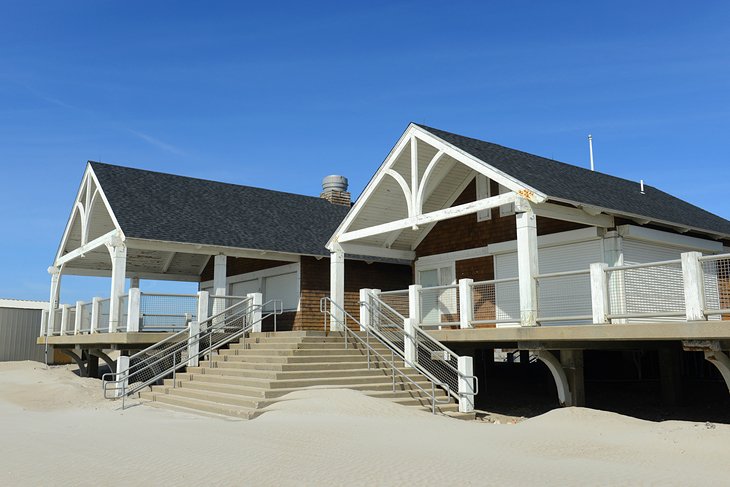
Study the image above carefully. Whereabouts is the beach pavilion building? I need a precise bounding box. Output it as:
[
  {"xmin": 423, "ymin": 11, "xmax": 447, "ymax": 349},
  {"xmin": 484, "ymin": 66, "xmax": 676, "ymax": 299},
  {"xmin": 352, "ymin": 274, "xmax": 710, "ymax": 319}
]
[{"xmin": 40, "ymin": 123, "xmax": 730, "ymax": 415}]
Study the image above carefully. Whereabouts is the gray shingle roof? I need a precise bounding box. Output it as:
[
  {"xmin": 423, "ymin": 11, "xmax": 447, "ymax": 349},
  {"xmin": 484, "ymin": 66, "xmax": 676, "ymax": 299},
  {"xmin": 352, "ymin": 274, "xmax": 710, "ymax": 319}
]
[
  {"xmin": 416, "ymin": 124, "xmax": 730, "ymax": 236},
  {"xmin": 90, "ymin": 162, "xmax": 350, "ymax": 256}
]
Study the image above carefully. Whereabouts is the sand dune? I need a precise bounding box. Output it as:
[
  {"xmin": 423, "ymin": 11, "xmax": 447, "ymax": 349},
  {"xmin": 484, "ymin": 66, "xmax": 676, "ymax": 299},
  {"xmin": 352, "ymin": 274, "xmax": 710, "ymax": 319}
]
[{"xmin": 1, "ymin": 361, "xmax": 728, "ymax": 486}]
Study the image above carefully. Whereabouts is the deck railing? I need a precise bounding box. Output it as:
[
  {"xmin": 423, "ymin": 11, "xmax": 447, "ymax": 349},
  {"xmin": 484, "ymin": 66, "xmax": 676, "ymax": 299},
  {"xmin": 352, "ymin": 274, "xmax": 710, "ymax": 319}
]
[
  {"xmin": 418, "ymin": 284, "xmax": 460, "ymax": 328},
  {"xmin": 536, "ymin": 269, "xmax": 593, "ymax": 324},
  {"xmin": 470, "ymin": 277, "xmax": 520, "ymax": 326}
]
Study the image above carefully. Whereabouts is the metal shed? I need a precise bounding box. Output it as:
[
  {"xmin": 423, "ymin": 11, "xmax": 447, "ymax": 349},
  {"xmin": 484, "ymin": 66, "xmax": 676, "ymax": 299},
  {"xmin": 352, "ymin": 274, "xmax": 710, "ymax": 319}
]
[{"xmin": 0, "ymin": 299, "xmax": 47, "ymax": 362}]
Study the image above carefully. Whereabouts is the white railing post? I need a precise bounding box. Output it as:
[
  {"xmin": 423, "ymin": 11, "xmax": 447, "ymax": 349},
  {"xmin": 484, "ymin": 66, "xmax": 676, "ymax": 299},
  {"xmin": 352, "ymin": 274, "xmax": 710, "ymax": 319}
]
[
  {"xmin": 107, "ymin": 241, "xmax": 127, "ymax": 333},
  {"xmin": 115, "ymin": 356, "xmax": 129, "ymax": 398},
  {"xmin": 409, "ymin": 284, "xmax": 422, "ymax": 324},
  {"xmin": 590, "ymin": 263, "xmax": 610, "ymax": 324},
  {"xmin": 74, "ymin": 301, "xmax": 83, "ymax": 335},
  {"xmin": 127, "ymin": 288, "xmax": 141, "ymax": 332},
  {"xmin": 516, "ymin": 199, "xmax": 539, "ymax": 327},
  {"xmin": 682, "ymin": 251, "xmax": 707, "ymax": 321},
  {"xmin": 330, "ymin": 249, "xmax": 345, "ymax": 331},
  {"xmin": 248, "ymin": 292, "xmax": 263, "ymax": 332},
  {"xmin": 458, "ymin": 279, "xmax": 474, "ymax": 329},
  {"xmin": 40, "ymin": 310, "xmax": 48, "ymax": 337},
  {"xmin": 404, "ymin": 318, "xmax": 417, "ymax": 366},
  {"xmin": 457, "ymin": 355, "xmax": 475, "ymax": 413},
  {"xmin": 359, "ymin": 288, "xmax": 371, "ymax": 331},
  {"xmin": 197, "ymin": 290, "xmax": 209, "ymax": 325},
  {"xmin": 60, "ymin": 304, "xmax": 69, "ymax": 335},
  {"xmin": 188, "ymin": 320, "xmax": 200, "ymax": 367},
  {"xmin": 90, "ymin": 297, "xmax": 101, "ymax": 333}
]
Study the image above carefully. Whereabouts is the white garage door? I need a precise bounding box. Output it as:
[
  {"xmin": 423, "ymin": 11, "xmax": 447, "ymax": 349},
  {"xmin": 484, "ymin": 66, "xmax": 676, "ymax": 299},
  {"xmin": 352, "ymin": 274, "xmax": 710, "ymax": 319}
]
[{"xmin": 494, "ymin": 240, "xmax": 603, "ymax": 325}]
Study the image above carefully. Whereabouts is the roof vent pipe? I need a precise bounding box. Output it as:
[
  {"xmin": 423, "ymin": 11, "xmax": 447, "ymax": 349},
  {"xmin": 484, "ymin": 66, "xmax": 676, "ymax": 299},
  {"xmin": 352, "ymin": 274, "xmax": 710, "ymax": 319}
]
[
  {"xmin": 640, "ymin": 179, "xmax": 645, "ymax": 194},
  {"xmin": 588, "ymin": 134, "xmax": 595, "ymax": 171}
]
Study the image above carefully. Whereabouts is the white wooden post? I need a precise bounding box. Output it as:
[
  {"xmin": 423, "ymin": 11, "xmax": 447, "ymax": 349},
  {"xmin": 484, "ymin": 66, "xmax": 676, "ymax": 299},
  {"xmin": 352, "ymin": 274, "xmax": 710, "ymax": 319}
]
[
  {"xmin": 682, "ymin": 251, "xmax": 707, "ymax": 321},
  {"xmin": 516, "ymin": 199, "xmax": 539, "ymax": 327},
  {"xmin": 115, "ymin": 356, "xmax": 130, "ymax": 398},
  {"xmin": 458, "ymin": 278, "xmax": 474, "ymax": 329},
  {"xmin": 404, "ymin": 318, "xmax": 417, "ymax": 366},
  {"xmin": 188, "ymin": 320, "xmax": 200, "ymax": 367},
  {"xmin": 74, "ymin": 301, "xmax": 83, "ymax": 335},
  {"xmin": 47, "ymin": 266, "xmax": 62, "ymax": 334},
  {"xmin": 590, "ymin": 263, "xmax": 610, "ymax": 324},
  {"xmin": 197, "ymin": 290, "xmax": 209, "ymax": 325},
  {"xmin": 212, "ymin": 254, "xmax": 227, "ymax": 319},
  {"xmin": 60, "ymin": 304, "xmax": 69, "ymax": 335},
  {"xmin": 126, "ymin": 287, "xmax": 141, "ymax": 332},
  {"xmin": 359, "ymin": 288, "xmax": 371, "ymax": 331},
  {"xmin": 107, "ymin": 242, "xmax": 127, "ymax": 332},
  {"xmin": 90, "ymin": 297, "xmax": 101, "ymax": 333},
  {"xmin": 408, "ymin": 284, "xmax": 422, "ymax": 324},
  {"xmin": 129, "ymin": 276, "xmax": 140, "ymax": 289},
  {"xmin": 248, "ymin": 292, "xmax": 263, "ymax": 332},
  {"xmin": 457, "ymin": 355, "xmax": 475, "ymax": 413},
  {"xmin": 330, "ymin": 249, "xmax": 345, "ymax": 331}
]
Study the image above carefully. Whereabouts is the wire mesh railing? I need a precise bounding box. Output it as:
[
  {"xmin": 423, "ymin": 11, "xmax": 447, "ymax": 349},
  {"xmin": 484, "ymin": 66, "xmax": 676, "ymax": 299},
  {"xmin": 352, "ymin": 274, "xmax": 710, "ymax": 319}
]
[
  {"xmin": 606, "ymin": 259, "xmax": 686, "ymax": 321},
  {"xmin": 77, "ymin": 302, "xmax": 93, "ymax": 334},
  {"xmin": 51, "ymin": 308, "xmax": 62, "ymax": 335},
  {"xmin": 139, "ymin": 293, "xmax": 198, "ymax": 332},
  {"xmin": 116, "ymin": 294, "xmax": 129, "ymax": 332},
  {"xmin": 470, "ymin": 277, "xmax": 519, "ymax": 326},
  {"xmin": 97, "ymin": 298, "xmax": 111, "ymax": 333},
  {"xmin": 363, "ymin": 292, "xmax": 477, "ymax": 404},
  {"xmin": 699, "ymin": 254, "xmax": 730, "ymax": 318},
  {"xmin": 376, "ymin": 289, "xmax": 410, "ymax": 319},
  {"xmin": 320, "ymin": 297, "xmax": 452, "ymax": 414},
  {"xmin": 64, "ymin": 307, "xmax": 76, "ymax": 335},
  {"xmin": 419, "ymin": 284, "xmax": 460, "ymax": 328},
  {"xmin": 208, "ymin": 294, "xmax": 248, "ymax": 318},
  {"xmin": 536, "ymin": 269, "xmax": 592, "ymax": 324},
  {"xmin": 103, "ymin": 297, "xmax": 283, "ymax": 404}
]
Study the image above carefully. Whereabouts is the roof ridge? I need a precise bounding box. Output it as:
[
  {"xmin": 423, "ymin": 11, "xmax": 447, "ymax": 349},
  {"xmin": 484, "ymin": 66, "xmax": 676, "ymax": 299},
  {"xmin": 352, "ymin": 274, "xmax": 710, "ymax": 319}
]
[
  {"xmin": 413, "ymin": 123, "xmax": 655, "ymax": 190},
  {"xmin": 88, "ymin": 160, "xmax": 333, "ymax": 203}
]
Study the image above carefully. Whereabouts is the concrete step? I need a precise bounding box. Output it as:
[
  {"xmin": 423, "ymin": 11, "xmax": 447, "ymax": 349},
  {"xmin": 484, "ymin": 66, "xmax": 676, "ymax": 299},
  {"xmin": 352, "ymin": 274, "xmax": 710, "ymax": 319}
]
[
  {"xmin": 159, "ymin": 381, "xmax": 269, "ymax": 400},
  {"xmin": 194, "ymin": 363, "xmax": 418, "ymax": 381},
  {"xmin": 198, "ymin": 360, "xmax": 400, "ymax": 373},
  {"xmin": 265, "ymin": 374, "xmax": 433, "ymax": 390},
  {"xmin": 176, "ymin": 372, "xmax": 271, "ymax": 388},
  {"xmin": 139, "ymin": 390, "xmax": 258, "ymax": 419},
  {"xmin": 147, "ymin": 387, "xmax": 269, "ymax": 411}
]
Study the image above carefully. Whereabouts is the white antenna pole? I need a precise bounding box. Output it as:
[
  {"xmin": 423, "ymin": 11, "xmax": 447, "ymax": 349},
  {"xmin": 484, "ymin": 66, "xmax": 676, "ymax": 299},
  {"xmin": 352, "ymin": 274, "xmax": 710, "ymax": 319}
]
[{"xmin": 588, "ymin": 134, "xmax": 595, "ymax": 171}]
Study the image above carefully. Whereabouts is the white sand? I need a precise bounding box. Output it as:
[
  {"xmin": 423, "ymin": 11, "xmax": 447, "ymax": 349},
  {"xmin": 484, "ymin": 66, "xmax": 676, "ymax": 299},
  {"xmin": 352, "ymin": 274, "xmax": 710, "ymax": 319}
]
[{"xmin": 1, "ymin": 361, "xmax": 729, "ymax": 486}]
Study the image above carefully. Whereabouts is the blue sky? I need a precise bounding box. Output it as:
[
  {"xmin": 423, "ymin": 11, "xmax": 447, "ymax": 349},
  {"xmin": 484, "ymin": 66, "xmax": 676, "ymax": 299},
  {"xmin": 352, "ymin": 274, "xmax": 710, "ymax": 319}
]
[{"xmin": 1, "ymin": 1, "xmax": 729, "ymax": 303}]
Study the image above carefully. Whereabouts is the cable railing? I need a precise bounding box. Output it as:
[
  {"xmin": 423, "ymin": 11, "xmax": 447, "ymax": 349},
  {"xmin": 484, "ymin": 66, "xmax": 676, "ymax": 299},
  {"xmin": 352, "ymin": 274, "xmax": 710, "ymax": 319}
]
[
  {"xmin": 320, "ymin": 297, "xmax": 451, "ymax": 415},
  {"xmin": 536, "ymin": 269, "xmax": 592, "ymax": 324},
  {"xmin": 362, "ymin": 292, "xmax": 477, "ymax": 406},
  {"xmin": 419, "ymin": 284, "xmax": 460, "ymax": 328},
  {"xmin": 606, "ymin": 259, "xmax": 686, "ymax": 321},
  {"xmin": 470, "ymin": 277, "xmax": 519, "ymax": 326},
  {"xmin": 102, "ymin": 297, "xmax": 283, "ymax": 406},
  {"xmin": 377, "ymin": 289, "xmax": 410, "ymax": 319}
]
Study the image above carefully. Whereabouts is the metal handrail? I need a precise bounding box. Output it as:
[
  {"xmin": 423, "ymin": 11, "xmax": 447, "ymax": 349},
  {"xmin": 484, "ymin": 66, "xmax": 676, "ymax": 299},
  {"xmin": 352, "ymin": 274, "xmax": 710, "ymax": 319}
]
[
  {"xmin": 102, "ymin": 298, "xmax": 283, "ymax": 405},
  {"xmin": 363, "ymin": 294, "xmax": 478, "ymax": 401},
  {"xmin": 417, "ymin": 283, "xmax": 459, "ymax": 292},
  {"xmin": 320, "ymin": 297, "xmax": 451, "ymax": 415},
  {"xmin": 698, "ymin": 252, "xmax": 730, "ymax": 262},
  {"xmin": 607, "ymin": 259, "xmax": 682, "ymax": 272},
  {"xmin": 535, "ymin": 268, "xmax": 591, "ymax": 280},
  {"xmin": 470, "ymin": 276, "xmax": 519, "ymax": 286}
]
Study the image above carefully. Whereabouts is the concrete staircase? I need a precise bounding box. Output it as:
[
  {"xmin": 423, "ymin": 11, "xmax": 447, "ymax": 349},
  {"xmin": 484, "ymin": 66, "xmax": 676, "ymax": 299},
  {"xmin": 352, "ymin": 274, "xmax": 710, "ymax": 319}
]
[{"xmin": 139, "ymin": 331, "xmax": 460, "ymax": 419}]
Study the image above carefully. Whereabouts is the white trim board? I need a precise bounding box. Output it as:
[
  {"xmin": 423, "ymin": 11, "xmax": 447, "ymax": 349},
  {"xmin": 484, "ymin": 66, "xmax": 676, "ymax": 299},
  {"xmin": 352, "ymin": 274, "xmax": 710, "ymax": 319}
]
[
  {"xmin": 0, "ymin": 299, "xmax": 49, "ymax": 310},
  {"xmin": 617, "ymin": 225, "xmax": 722, "ymax": 253},
  {"xmin": 199, "ymin": 263, "xmax": 300, "ymax": 289}
]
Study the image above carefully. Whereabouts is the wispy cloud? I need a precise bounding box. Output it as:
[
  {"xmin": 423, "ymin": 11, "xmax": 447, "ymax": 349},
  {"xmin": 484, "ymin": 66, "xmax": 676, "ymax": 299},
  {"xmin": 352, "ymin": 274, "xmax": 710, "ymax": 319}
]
[{"xmin": 126, "ymin": 129, "xmax": 186, "ymax": 156}]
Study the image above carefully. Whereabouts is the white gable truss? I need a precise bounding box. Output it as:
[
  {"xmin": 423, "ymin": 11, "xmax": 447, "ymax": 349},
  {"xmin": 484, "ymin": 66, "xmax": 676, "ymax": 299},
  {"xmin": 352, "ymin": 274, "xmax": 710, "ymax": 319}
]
[
  {"xmin": 54, "ymin": 164, "xmax": 125, "ymax": 269},
  {"xmin": 328, "ymin": 124, "xmax": 617, "ymax": 260}
]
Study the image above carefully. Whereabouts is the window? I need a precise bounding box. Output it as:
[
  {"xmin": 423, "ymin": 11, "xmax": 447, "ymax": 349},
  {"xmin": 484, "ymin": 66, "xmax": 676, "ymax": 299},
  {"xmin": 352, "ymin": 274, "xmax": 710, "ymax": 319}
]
[{"xmin": 476, "ymin": 174, "xmax": 491, "ymax": 222}]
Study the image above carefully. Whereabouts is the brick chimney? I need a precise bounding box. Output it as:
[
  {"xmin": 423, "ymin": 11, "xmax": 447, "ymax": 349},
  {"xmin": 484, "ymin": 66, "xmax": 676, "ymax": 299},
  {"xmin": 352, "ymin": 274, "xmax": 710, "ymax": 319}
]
[{"xmin": 320, "ymin": 175, "xmax": 351, "ymax": 206}]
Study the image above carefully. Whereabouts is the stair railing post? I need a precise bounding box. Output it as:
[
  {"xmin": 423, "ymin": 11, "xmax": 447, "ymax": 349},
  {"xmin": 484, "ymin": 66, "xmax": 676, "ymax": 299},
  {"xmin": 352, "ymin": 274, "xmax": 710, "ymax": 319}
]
[
  {"xmin": 188, "ymin": 320, "xmax": 200, "ymax": 367},
  {"xmin": 457, "ymin": 355, "xmax": 475, "ymax": 413},
  {"xmin": 404, "ymin": 318, "xmax": 417, "ymax": 367},
  {"xmin": 126, "ymin": 288, "xmax": 141, "ymax": 332},
  {"xmin": 458, "ymin": 279, "xmax": 474, "ymax": 329},
  {"xmin": 408, "ymin": 285, "xmax": 422, "ymax": 325},
  {"xmin": 590, "ymin": 263, "xmax": 610, "ymax": 324},
  {"xmin": 248, "ymin": 292, "xmax": 263, "ymax": 333},
  {"xmin": 359, "ymin": 288, "xmax": 371, "ymax": 332}
]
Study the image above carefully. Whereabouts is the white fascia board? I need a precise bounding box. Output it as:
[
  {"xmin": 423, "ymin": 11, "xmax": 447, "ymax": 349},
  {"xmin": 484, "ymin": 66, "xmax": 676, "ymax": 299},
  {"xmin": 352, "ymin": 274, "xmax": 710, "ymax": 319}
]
[
  {"xmin": 326, "ymin": 125, "xmax": 416, "ymax": 250},
  {"xmin": 56, "ymin": 230, "xmax": 118, "ymax": 266},
  {"xmin": 200, "ymin": 262, "xmax": 300, "ymax": 288},
  {"xmin": 339, "ymin": 192, "xmax": 517, "ymax": 243},
  {"xmin": 617, "ymin": 224, "xmax": 723, "ymax": 253},
  {"xmin": 0, "ymin": 299, "xmax": 49, "ymax": 310},
  {"xmin": 488, "ymin": 227, "xmax": 602, "ymax": 255},
  {"xmin": 124, "ymin": 238, "xmax": 301, "ymax": 262},
  {"xmin": 412, "ymin": 126, "xmax": 547, "ymax": 203},
  {"xmin": 532, "ymin": 202, "xmax": 614, "ymax": 228},
  {"xmin": 63, "ymin": 266, "xmax": 200, "ymax": 282},
  {"xmin": 338, "ymin": 243, "xmax": 415, "ymax": 261},
  {"xmin": 549, "ymin": 196, "xmax": 730, "ymax": 241},
  {"xmin": 54, "ymin": 165, "xmax": 92, "ymax": 263},
  {"xmin": 416, "ymin": 246, "xmax": 491, "ymax": 267}
]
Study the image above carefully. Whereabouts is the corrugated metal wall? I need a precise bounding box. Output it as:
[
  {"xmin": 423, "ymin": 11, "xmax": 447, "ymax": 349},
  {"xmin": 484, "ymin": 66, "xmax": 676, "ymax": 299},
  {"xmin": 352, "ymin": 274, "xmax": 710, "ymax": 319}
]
[{"xmin": 0, "ymin": 308, "xmax": 45, "ymax": 362}]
